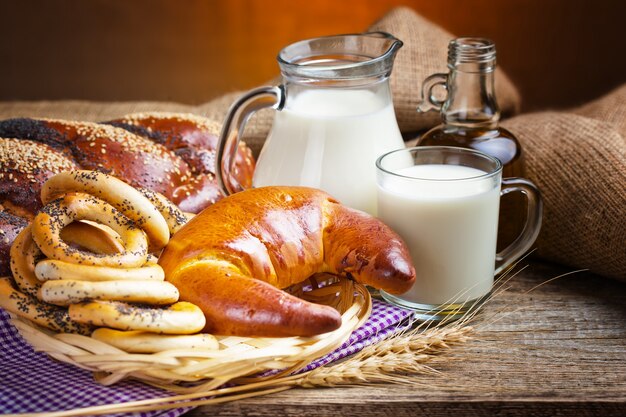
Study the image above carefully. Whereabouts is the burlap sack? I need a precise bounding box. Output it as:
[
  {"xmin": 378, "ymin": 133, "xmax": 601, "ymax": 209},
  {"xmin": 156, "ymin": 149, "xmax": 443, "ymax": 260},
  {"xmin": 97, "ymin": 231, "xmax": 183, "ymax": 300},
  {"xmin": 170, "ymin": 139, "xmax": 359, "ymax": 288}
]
[
  {"xmin": 0, "ymin": 100, "xmax": 196, "ymax": 122},
  {"xmin": 502, "ymin": 84, "xmax": 626, "ymax": 280}
]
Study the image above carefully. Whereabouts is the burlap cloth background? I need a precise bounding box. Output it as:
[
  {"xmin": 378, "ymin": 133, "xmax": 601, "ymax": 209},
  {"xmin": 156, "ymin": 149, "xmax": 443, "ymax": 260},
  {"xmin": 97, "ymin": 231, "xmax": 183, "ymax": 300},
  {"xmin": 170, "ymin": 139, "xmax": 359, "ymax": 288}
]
[{"xmin": 1, "ymin": 8, "xmax": 624, "ymax": 280}]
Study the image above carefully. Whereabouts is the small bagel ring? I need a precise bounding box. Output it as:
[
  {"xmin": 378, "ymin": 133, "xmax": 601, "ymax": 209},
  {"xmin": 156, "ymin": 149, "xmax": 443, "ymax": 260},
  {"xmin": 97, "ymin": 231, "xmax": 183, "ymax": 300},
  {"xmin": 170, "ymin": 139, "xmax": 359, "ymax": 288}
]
[
  {"xmin": 35, "ymin": 260, "xmax": 165, "ymax": 282},
  {"xmin": 32, "ymin": 193, "xmax": 148, "ymax": 268},
  {"xmin": 0, "ymin": 276, "xmax": 92, "ymax": 335},
  {"xmin": 91, "ymin": 328, "xmax": 218, "ymax": 353},
  {"xmin": 39, "ymin": 279, "xmax": 179, "ymax": 306},
  {"xmin": 69, "ymin": 300, "xmax": 206, "ymax": 334},
  {"xmin": 41, "ymin": 170, "xmax": 170, "ymax": 251},
  {"xmin": 61, "ymin": 220, "xmax": 124, "ymax": 254},
  {"xmin": 138, "ymin": 188, "xmax": 191, "ymax": 235},
  {"xmin": 9, "ymin": 225, "xmax": 42, "ymax": 297}
]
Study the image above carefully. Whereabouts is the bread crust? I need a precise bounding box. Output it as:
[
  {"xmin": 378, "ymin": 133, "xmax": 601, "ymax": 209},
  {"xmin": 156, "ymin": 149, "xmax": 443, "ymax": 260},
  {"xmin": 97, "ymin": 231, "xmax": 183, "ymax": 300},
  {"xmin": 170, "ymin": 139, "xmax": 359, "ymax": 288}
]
[{"xmin": 0, "ymin": 112, "xmax": 254, "ymax": 242}]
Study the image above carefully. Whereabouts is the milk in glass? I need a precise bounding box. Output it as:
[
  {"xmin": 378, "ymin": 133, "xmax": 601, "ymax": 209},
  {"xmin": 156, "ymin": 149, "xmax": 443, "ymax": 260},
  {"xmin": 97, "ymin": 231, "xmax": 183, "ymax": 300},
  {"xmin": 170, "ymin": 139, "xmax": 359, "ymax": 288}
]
[
  {"xmin": 377, "ymin": 164, "xmax": 500, "ymax": 304},
  {"xmin": 253, "ymin": 88, "xmax": 405, "ymax": 215}
]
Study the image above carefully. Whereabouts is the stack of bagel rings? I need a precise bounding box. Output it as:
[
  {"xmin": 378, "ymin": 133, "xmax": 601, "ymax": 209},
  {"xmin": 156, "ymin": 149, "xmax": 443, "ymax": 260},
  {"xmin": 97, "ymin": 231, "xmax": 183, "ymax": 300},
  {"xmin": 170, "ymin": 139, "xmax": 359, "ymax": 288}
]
[{"xmin": 0, "ymin": 170, "xmax": 218, "ymax": 353}]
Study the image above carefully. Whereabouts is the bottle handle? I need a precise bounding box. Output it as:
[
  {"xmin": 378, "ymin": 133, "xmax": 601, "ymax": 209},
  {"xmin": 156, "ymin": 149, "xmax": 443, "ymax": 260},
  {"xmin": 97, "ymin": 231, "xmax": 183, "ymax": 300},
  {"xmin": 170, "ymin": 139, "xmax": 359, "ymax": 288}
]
[
  {"xmin": 495, "ymin": 178, "xmax": 544, "ymax": 275},
  {"xmin": 216, "ymin": 85, "xmax": 286, "ymax": 196},
  {"xmin": 417, "ymin": 73, "xmax": 448, "ymax": 113}
]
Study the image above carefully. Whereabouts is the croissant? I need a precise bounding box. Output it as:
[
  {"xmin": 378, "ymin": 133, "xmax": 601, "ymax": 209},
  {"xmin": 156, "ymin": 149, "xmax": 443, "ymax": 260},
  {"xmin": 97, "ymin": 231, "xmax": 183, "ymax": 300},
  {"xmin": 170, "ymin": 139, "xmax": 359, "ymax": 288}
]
[
  {"xmin": 159, "ymin": 186, "xmax": 416, "ymax": 337},
  {"xmin": 0, "ymin": 112, "xmax": 255, "ymax": 273}
]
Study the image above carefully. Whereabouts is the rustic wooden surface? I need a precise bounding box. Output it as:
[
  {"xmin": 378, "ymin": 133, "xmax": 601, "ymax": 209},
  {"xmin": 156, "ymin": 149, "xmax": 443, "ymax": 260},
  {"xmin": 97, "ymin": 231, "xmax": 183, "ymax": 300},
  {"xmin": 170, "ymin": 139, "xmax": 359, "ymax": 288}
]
[{"xmin": 188, "ymin": 260, "xmax": 626, "ymax": 416}]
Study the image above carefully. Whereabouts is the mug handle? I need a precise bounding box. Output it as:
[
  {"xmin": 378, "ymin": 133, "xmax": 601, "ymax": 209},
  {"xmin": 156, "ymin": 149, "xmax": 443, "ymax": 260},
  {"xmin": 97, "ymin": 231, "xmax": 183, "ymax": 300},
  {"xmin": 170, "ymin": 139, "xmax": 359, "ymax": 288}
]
[
  {"xmin": 495, "ymin": 178, "xmax": 543, "ymax": 275},
  {"xmin": 215, "ymin": 85, "xmax": 286, "ymax": 196},
  {"xmin": 416, "ymin": 73, "xmax": 448, "ymax": 113}
]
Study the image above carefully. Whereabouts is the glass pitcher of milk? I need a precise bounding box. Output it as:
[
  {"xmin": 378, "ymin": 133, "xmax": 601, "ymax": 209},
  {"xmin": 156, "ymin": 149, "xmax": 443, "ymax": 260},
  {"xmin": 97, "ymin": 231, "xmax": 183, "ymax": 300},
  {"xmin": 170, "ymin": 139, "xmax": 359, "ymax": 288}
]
[{"xmin": 216, "ymin": 32, "xmax": 405, "ymax": 215}]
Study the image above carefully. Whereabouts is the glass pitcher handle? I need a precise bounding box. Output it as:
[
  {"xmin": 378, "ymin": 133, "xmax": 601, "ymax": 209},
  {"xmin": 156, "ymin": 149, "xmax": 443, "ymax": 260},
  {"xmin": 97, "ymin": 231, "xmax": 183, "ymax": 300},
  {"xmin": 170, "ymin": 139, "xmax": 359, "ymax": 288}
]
[
  {"xmin": 216, "ymin": 85, "xmax": 286, "ymax": 196},
  {"xmin": 416, "ymin": 73, "xmax": 448, "ymax": 113},
  {"xmin": 495, "ymin": 178, "xmax": 544, "ymax": 275}
]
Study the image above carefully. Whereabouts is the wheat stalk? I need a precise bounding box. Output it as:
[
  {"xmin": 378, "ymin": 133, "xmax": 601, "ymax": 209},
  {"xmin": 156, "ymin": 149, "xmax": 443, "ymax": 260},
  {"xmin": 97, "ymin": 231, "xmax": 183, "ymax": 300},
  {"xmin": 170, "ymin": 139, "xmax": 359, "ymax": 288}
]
[{"xmin": 297, "ymin": 323, "xmax": 474, "ymax": 387}]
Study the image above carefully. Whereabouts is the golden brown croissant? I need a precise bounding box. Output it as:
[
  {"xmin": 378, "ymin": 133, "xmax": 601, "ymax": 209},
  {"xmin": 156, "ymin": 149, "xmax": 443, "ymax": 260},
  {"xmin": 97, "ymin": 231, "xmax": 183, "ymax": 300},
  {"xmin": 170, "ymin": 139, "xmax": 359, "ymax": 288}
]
[{"xmin": 159, "ymin": 186, "xmax": 415, "ymax": 337}]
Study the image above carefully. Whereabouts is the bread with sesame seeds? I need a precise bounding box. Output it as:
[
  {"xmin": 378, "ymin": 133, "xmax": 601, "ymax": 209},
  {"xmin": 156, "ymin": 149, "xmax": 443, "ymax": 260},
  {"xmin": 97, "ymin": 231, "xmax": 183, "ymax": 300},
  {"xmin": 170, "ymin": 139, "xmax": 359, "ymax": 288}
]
[
  {"xmin": 0, "ymin": 138, "xmax": 78, "ymax": 218},
  {"xmin": 0, "ymin": 113, "xmax": 256, "ymax": 217},
  {"xmin": 106, "ymin": 112, "xmax": 255, "ymax": 198},
  {"xmin": 0, "ymin": 118, "xmax": 191, "ymax": 207},
  {"xmin": 0, "ymin": 112, "xmax": 255, "ymax": 259}
]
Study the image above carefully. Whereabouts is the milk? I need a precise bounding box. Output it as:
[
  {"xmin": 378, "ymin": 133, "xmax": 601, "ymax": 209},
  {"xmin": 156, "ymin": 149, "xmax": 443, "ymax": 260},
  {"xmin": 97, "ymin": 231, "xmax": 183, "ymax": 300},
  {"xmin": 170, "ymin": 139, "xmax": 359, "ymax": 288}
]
[
  {"xmin": 253, "ymin": 88, "xmax": 405, "ymax": 215},
  {"xmin": 377, "ymin": 164, "xmax": 500, "ymax": 305}
]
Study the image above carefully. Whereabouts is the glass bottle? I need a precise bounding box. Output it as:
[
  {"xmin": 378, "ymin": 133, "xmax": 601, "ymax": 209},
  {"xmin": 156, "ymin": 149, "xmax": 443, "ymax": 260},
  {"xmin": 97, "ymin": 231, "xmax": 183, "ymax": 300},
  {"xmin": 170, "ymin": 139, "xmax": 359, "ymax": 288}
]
[{"xmin": 416, "ymin": 38, "xmax": 525, "ymax": 251}]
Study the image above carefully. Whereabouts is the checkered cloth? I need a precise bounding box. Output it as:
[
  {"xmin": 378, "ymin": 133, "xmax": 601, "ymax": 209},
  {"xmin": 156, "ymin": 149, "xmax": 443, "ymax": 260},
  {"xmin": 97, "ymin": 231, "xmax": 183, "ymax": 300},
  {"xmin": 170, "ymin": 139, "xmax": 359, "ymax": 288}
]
[{"xmin": 0, "ymin": 299, "xmax": 410, "ymax": 415}]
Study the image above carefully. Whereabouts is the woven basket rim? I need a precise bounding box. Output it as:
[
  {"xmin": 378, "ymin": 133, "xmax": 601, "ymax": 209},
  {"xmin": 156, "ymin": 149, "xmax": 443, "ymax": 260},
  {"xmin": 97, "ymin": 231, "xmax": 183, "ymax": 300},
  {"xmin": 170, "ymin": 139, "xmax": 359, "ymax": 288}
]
[{"xmin": 12, "ymin": 274, "xmax": 372, "ymax": 393}]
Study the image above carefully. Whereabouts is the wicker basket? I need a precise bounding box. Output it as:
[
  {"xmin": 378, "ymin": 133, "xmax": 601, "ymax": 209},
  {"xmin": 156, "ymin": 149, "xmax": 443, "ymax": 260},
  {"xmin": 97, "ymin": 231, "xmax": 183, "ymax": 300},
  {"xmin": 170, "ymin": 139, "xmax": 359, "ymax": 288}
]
[{"xmin": 12, "ymin": 274, "xmax": 371, "ymax": 393}]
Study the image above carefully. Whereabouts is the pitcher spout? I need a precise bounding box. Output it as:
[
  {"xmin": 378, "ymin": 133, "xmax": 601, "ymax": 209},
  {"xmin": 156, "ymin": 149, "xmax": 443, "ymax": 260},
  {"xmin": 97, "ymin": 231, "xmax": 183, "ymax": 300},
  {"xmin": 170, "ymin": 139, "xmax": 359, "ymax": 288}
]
[{"xmin": 277, "ymin": 32, "xmax": 404, "ymax": 82}]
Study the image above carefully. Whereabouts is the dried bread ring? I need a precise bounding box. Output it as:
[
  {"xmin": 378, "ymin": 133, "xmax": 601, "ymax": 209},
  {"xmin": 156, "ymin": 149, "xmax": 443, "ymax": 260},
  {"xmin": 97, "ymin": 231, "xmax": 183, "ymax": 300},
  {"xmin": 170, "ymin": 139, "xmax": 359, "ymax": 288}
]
[
  {"xmin": 0, "ymin": 276, "xmax": 91, "ymax": 335},
  {"xmin": 91, "ymin": 328, "xmax": 218, "ymax": 353},
  {"xmin": 39, "ymin": 279, "xmax": 179, "ymax": 306},
  {"xmin": 138, "ymin": 188, "xmax": 191, "ymax": 235},
  {"xmin": 9, "ymin": 225, "xmax": 42, "ymax": 297},
  {"xmin": 35, "ymin": 260, "xmax": 165, "ymax": 282},
  {"xmin": 32, "ymin": 193, "xmax": 149, "ymax": 268},
  {"xmin": 61, "ymin": 220, "xmax": 124, "ymax": 254},
  {"xmin": 41, "ymin": 170, "xmax": 170, "ymax": 250},
  {"xmin": 146, "ymin": 254, "xmax": 159, "ymax": 265},
  {"xmin": 68, "ymin": 300, "xmax": 205, "ymax": 334}
]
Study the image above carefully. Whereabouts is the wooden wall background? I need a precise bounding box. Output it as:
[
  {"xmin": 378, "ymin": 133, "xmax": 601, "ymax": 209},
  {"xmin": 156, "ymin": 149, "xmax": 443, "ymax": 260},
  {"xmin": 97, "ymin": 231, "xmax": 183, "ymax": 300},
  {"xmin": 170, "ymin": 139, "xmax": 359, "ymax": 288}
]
[{"xmin": 0, "ymin": 0, "xmax": 624, "ymax": 111}]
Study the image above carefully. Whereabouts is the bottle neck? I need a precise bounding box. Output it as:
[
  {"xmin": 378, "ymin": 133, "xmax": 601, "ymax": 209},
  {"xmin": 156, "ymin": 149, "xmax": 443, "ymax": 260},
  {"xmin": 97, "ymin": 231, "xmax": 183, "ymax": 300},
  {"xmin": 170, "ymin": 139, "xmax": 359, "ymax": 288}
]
[
  {"xmin": 443, "ymin": 65, "xmax": 500, "ymax": 129},
  {"xmin": 442, "ymin": 38, "xmax": 500, "ymax": 129}
]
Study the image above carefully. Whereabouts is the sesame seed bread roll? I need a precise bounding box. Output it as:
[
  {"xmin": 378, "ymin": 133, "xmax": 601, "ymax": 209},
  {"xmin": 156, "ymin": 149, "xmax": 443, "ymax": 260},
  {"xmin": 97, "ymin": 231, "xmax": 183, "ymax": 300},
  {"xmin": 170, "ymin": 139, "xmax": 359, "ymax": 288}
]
[
  {"xmin": 0, "ymin": 118, "xmax": 191, "ymax": 204},
  {"xmin": 0, "ymin": 276, "xmax": 92, "ymax": 335},
  {"xmin": 0, "ymin": 113, "xmax": 256, "ymax": 258},
  {"xmin": 107, "ymin": 112, "xmax": 255, "ymax": 211},
  {"xmin": 91, "ymin": 328, "xmax": 218, "ymax": 353},
  {"xmin": 69, "ymin": 300, "xmax": 206, "ymax": 334},
  {"xmin": 0, "ymin": 138, "xmax": 78, "ymax": 217},
  {"xmin": 0, "ymin": 114, "xmax": 255, "ymax": 216}
]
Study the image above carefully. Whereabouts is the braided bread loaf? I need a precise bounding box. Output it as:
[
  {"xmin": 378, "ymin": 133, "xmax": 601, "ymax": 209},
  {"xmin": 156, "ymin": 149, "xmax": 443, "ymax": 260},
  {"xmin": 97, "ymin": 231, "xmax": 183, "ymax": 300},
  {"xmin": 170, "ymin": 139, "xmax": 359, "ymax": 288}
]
[{"xmin": 0, "ymin": 112, "xmax": 255, "ymax": 274}]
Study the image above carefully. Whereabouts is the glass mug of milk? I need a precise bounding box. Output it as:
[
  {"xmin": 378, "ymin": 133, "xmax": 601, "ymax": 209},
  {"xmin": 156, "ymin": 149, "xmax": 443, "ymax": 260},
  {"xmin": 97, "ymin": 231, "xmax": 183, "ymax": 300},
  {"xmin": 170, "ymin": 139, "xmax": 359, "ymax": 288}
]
[
  {"xmin": 215, "ymin": 32, "xmax": 406, "ymax": 215},
  {"xmin": 376, "ymin": 146, "xmax": 542, "ymax": 320}
]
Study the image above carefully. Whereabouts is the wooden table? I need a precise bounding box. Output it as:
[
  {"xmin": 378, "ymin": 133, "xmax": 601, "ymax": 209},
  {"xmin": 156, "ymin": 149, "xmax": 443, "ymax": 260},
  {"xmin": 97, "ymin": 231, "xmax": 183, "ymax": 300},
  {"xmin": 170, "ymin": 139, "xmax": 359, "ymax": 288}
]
[{"xmin": 188, "ymin": 261, "xmax": 626, "ymax": 416}]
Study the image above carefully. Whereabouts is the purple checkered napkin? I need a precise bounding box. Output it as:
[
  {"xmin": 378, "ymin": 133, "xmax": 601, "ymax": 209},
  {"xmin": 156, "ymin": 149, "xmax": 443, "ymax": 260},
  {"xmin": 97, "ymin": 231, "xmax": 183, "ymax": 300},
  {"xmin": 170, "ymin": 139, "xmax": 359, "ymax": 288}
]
[
  {"xmin": 301, "ymin": 299, "xmax": 412, "ymax": 372},
  {"xmin": 0, "ymin": 299, "xmax": 410, "ymax": 415}
]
